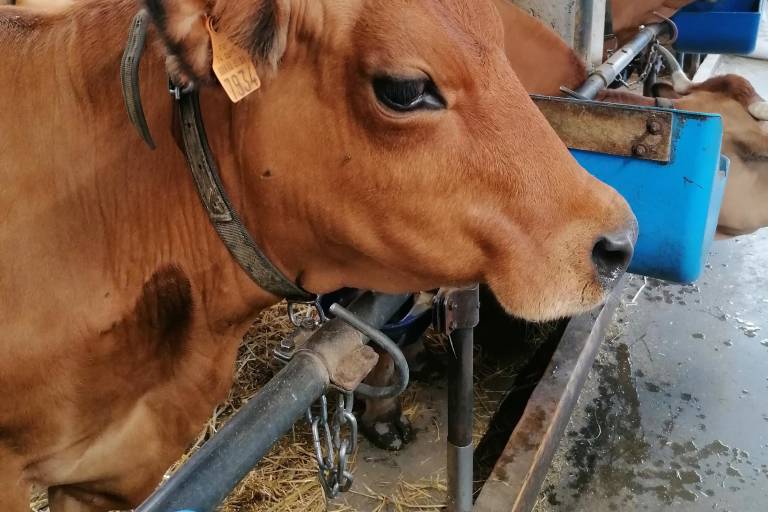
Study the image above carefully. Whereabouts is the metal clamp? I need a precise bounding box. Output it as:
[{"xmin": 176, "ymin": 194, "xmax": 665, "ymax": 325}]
[
  {"xmin": 273, "ymin": 324, "xmax": 317, "ymax": 365},
  {"xmin": 432, "ymin": 285, "xmax": 480, "ymax": 336},
  {"xmin": 307, "ymin": 391, "xmax": 358, "ymax": 499}
]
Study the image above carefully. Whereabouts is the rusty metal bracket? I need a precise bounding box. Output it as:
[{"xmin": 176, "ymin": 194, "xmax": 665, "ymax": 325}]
[
  {"xmin": 330, "ymin": 345, "xmax": 380, "ymax": 392},
  {"xmin": 274, "ymin": 325, "xmax": 379, "ymax": 393},
  {"xmin": 532, "ymin": 95, "xmax": 674, "ymax": 163},
  {"xmin": 433, "ymin": 285, "xmax": 481, "ymax": 336}
]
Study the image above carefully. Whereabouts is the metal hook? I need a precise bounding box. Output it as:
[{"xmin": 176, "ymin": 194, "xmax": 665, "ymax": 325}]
[
  {"xmin": 651, "ymin": 11, "xmax": 679, "ymax": 45},
  {"xmin": 329, "ymin": 303, "xmax": 410, "ymax": 399}
]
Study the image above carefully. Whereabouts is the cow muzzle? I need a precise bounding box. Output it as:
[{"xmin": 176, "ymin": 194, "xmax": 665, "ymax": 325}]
[{"xmin": 591, "ymin": 219, "xmax": 638, "ymax": 290}]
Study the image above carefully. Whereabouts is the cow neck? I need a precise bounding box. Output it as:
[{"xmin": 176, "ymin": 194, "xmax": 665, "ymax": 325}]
[{"xmin": 121, "ymin": 10, "xmax": 315, "ymax": 303}]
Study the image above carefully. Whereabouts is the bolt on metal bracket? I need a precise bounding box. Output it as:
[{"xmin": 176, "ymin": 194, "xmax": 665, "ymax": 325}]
[{"xmin": 433, "ymin": 285, "xmax": 481, "ymax": 335}]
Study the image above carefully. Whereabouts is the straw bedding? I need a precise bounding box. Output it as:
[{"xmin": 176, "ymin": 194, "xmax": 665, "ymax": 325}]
[{"xmin": 30, "ymin": 303, "xmax": 524, "ymax": 512}]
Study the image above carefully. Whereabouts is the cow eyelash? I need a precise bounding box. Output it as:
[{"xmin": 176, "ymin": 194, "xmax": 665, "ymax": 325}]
[{"xmin": 373, "ymin": 76, "xmax": 446, "ymax": 112}]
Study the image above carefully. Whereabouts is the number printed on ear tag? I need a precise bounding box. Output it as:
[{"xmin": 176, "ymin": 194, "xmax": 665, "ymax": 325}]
[{"xmin": 206, "ymin": 16, "xmax": 261, "ymax": 102}]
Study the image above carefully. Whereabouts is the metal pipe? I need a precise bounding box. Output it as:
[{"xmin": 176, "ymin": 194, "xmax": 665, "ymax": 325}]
[
  {"xmin": 576, "ymin": 23, "xmax": 669, "ymax": 99},
  {"xmin": 137, "ymin": 292, "xmax": 409, "ymax": 512},
  {"xmin": 446, "ymin": 321, "xmax": 475, "ymax": 511}
]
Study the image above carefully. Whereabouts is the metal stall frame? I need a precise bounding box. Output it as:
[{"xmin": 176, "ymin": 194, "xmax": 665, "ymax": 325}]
[{"xmin": 473, "ymin": 280, "xmax": 625, "ymax": 511}]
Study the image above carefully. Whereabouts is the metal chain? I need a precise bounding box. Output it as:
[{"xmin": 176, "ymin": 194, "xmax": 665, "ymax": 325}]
[
  {"xmin": 307, "ymin": 390, "xmax": 358, "ymax": 499},
  {"xmin": 617, "ymin": 44, "xmax": 660, "ymax": 89}
]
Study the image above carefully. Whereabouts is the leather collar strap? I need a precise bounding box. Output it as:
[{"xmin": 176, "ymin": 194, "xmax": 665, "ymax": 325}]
[{"xmin": 121, "ymin": 10, "xmax": 314, "ymax": 301}]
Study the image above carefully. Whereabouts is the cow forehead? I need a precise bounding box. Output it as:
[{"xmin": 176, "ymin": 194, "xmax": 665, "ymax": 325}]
[
  {"xmin": 422, "ymin": 0, "xmax": 505, "ymax": 43},
  {"xmin": 349, "ymin": 0, "xmax": 504, "ymax": 57},
  {"xmin": 338, "ymin": 0, "xmax": 505, "ymax": 82}
]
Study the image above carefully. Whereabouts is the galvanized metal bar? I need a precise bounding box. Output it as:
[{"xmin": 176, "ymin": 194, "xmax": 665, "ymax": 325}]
[
  {"xmin": 443, "ymin": 285, "xmax": 480, "ymax": 512},
  {"xmin": 575, "ymin": 0, "xmax": 607, "ymax": 69},
  {"xmin": 137, "ymin": 292, "xmax": 409, "ymax": 512},
  {"xmin": 575, "ymin": 23, "xmax": 669, "ymax": 99},
  {"xmin": 447, "ymin": 326, "xmax": 474, "ymax": 512},
  {"xmin": 473, "ymin": 278, "xmax": 626, "ymax": 512}
]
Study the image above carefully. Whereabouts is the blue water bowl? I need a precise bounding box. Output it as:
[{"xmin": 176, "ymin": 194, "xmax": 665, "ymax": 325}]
[
  {"xmin": 672, "ymin": 0, "xmax": 763, "ymax": 54},
  {"xmin": 572, "ymin": 109, "xmax": 728, "ymax": 284}
]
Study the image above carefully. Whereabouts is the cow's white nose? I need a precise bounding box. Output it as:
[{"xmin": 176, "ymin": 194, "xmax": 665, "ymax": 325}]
[{"xmin": 591, "ymin": 222, "xmax": 637, "ymax": 289}]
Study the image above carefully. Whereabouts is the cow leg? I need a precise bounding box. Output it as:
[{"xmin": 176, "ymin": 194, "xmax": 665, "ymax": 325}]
[
  {"xmin": 360, "ymin": 349, "xmax": 412, "ymax": 451},
  {"xmin": 48, "ymin": 486, "xmax": 129, "ymax": 512}
]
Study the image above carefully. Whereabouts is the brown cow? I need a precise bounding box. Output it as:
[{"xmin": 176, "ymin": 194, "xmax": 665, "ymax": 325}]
[
  {"xmin": 651, "ymin": 46, "xmax": 768, "ymax": 235},
  {"xmin": 0, "ymin": 0, "xmax": 636, "ymax": 509},
  {"xmin": 492, "ymin": 0, "xmax": 768, "ymax": 237}
]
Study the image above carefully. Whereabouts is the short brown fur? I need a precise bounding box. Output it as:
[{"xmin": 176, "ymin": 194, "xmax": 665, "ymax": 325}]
[{"xmin": 0, "ymin": 0, "xmax": 635, "ymax": 509}]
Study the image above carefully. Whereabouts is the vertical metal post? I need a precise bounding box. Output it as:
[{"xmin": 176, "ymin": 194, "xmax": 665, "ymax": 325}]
[
  {"xmin": 447, "ymin": 323, "xmax": 475, "ymax": 512},
  {"xmin": 507, "ymin": 0, "xmax": 606, "ymax": 68},
  {"xmin": 434, "ymin": 285, "xmax": 480, "ymax": 512}
]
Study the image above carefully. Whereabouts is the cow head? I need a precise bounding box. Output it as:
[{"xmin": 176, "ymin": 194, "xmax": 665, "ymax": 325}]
[
  {"xmin": 654, "ymin": 47, "xmax": 768, "ymax": 237},
  {"xmin": 143, "ymin": 0, "xmax": 637, "ymax": 321},
  {"xmin": 675, "ymin": 89, "xmax": 768, "ymax": 237}
]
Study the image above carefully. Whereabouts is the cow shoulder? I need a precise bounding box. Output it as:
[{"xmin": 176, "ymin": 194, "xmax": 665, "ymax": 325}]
[{"xmin": 131, "ymin": 265, "xmax": 194, "ymax": 357}]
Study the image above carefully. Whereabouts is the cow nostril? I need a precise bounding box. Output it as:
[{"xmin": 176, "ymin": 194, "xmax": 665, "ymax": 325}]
[{"xmin": 592, "ymin": 230, "xmax": 635, "ymax": 288}]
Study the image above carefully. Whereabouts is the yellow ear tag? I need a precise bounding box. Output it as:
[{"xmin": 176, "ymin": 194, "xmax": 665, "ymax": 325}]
[{"xmin": 206, "ymin": 17, "xmax": 261, "ymax": 102}]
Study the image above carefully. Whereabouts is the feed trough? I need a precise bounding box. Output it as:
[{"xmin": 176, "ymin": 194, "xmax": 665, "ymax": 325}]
[
  {"xmin": 534, "ymin": 96, "xmax": 728, "ymax": 284},
  {"xmin": 673, "ymin": 0, "xmax": 764, "ymax": 54}
]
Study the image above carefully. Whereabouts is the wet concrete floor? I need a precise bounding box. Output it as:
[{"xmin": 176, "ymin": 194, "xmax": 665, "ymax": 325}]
[{"xmin": 536, "ymin": 231, "xmax": 768, "ymax": 511}]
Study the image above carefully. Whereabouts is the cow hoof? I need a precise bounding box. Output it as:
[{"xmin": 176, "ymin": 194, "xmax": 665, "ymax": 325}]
[{"xmin": 360, "ymin": 412, "xmax": 413, "ymax": 451}]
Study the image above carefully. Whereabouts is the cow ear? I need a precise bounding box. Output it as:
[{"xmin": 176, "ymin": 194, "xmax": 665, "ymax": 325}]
[
  {"xmin": 213, "ymin": 0, "xmax": 291, "ymax": 73},
  {"xmin": 143, "ymin": 0, "xmax": 290, "ymax": 87},
  {"xmin": 652, "ymin": 82, "xmax": 681, "ymax": 100}
]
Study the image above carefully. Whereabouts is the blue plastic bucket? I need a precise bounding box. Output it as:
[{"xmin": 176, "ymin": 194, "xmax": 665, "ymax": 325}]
[
  {"xmin": 672, "ymin": 0, "xmax": 762, "ymax": 54},
  {"xmin": 572, "ymin": 109, "xmax": 728, "ymax": 284}
]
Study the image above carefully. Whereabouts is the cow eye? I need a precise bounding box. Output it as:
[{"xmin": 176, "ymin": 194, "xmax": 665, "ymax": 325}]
[{"xmin": 373, "ymin": 76, "xmax": 445, "ymax": 112}]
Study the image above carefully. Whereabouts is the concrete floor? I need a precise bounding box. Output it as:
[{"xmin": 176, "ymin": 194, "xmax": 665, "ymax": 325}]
[{"xmin": 536, "ymin": 231, "xmax": 768, "ymax": 511}]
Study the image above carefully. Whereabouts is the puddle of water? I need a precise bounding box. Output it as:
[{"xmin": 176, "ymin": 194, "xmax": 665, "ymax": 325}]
[{"xmin": 558, "ymin": 340, "xmax": 756, "ymax": 508}]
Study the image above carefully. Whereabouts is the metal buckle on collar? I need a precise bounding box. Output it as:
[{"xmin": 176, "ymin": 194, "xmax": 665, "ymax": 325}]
[
  {"xmin": 287, "ymin": 297, "xmax": 328, "ymax": 329},
  {"xmin": 168, "ymin": 79, "xmax": 196, "ymax": 101}
]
